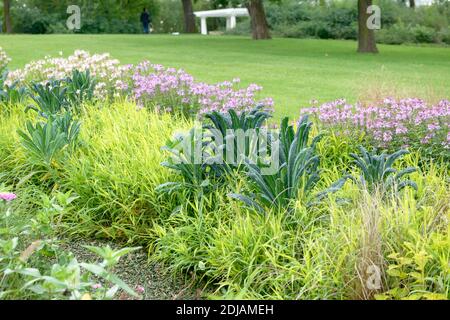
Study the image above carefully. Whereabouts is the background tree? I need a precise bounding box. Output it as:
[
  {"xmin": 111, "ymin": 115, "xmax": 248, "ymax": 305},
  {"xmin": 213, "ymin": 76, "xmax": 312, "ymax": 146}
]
[
  {"xmin": 7, "ymin": 0, "xmax": 159, "ymax": 34},
  {"xmin": 2, "ymin": 0, "xmax": 12, "ymax": 33},
  {"xmin": 357, "ymin": 0, "xmax": 378, "ymax": 53},
  {"xmin": 398, "ymin": 0, "xmax": 416, "ymax": 9},
  {"xmin": 214, "ymin": 0, "xmax": 272, "ymax": 40},
  {"xmin": 181, "ymin": 0, "xmax": 196, "ymax": 33},
  {"xmin": 246, "ymin": 0, "xmax": 271, "ymax": 39}
]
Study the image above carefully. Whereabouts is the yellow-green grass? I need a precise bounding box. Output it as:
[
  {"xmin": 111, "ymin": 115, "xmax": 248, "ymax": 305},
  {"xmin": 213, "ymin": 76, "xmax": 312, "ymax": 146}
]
[
  {"xmin": 1, "ymin": 34, "xmax": 449, "ymax": 120},
  {"xmin": 1, "ymin": 100, "xmax": 448, "ymax": 299}
]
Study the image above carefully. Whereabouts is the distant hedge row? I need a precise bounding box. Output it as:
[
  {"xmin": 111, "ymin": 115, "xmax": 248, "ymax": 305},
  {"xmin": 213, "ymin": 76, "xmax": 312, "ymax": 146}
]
[{"xmin": 227, "ymin": 0, "xmax": 450, "ymax": 45}]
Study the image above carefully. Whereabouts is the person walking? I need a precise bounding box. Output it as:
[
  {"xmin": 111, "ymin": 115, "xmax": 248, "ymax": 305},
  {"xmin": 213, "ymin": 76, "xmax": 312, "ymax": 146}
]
[{"xmin": 140, "ymin": 8, "xmax": 151, "ymax": 34}]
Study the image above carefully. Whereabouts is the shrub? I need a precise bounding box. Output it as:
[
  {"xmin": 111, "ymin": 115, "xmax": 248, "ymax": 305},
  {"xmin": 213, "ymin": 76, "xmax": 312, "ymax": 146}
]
[
  {"xmin": 412, "ymin": 25, "xmax": 437, "ymax": 43},
  {"xmin": 376, "ymin": 24, "xmax": 415, "ymax": 45},
  {"xmin": 377, "ymin": 230, "xmax": 449, "ymax": 300},
  {"xmin": 438, "ymin": 27, "xmax": 450, "ymax": 44},
  {"xmin": 239, "ymin": 0, "xmax": 450, "ymax": 45}
]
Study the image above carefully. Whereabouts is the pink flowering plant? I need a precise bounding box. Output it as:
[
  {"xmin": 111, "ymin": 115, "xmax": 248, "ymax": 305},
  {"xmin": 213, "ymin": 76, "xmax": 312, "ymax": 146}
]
[
  {"xmin": 5, "ymin": 50, "xmax": 274, "ymax": 118},
  {"xmin": 301, "ymin": 98, "xmax": 450, "ymax": 159},
  {"xmin": 131, "ymin": 61, "xmax": 274, "ymax": 118},
  {"xmin": 0, "ymin": 192, "xmax": 17, "ymax": 202},
  {"xmin": 6, "ymin": 50, "xmax": 133, "ymax": 101}
]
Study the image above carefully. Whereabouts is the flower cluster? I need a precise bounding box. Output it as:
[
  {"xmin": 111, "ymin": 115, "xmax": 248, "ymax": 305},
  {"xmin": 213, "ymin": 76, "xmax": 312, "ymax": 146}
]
[
  {"xmin": 132, "ymin": 61, "xmax": 274, "ymax": 117},
  {"xmin": 4, "ymin": 50, "xmax": 273, "ymax": 117},
  {"xmin": 301, "ymin": 98, "xmax": 450, "ymax": 155},
  {"xmin": 0, "ymin": 47, "xmax": 11, "ymax": 73},
  {"xmin": 6, "ymin": 50, "xmax": 133, "ymax": 99},
  {"xmin": 0, "ymin": 192, "xmax": 16, "ymax": 202}
]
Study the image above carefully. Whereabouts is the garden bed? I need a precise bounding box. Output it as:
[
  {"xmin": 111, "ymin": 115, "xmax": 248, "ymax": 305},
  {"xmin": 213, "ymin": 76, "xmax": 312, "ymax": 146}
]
[{"xmin": 0, "ymin": 48, "xmax": 448, "ymax": 300}]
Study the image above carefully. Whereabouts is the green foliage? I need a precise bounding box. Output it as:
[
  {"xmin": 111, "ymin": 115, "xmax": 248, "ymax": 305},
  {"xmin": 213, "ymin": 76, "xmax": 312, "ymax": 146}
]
[
  {"xmin": 57, "ymin": 103, "xmax": 185, "ymax": 240},
  {"xmin": 230, "ymin": 116, "xmax": 347, "ymax": 213},
  {"xmin": 152, "ymin": 148, "xmax": 449, "ymax": 299},
  {"xmin": 225, "ymin": 0, "xmax": 450, "ymax": 45},
  {"xmin": 376, "ymin": 230, "xmax": 449, "ymax": 300},
  {"xmin": 0, "ymin": 71, "xmax": 28, "ymax": 108},
  {"xmin": 349, "ymin": 146, "xmax": 418, "ymax": 193},
  {"xmin": 157, "ymin": 128, "xmax": 212, "ymax": 195},
  {"xmin": 1, "ymin": 98, "xmax": 448, "ymax": 300},
  {"xmin": 10, "ymin": 0, "xmax": 160, "ymax": 34},
  {"xmin": 0, "ymin": 191, "xmax": 141, "ymax": 300},
  {"xmin": 17, "ymin": 113, "xmax": 81, "ymax": 167},
  {"xmin": 158, "ymin": 107, "xmax": 273, "ymax": 195},
  {"xmin": 203, "ymin": 106, "xmax": 272, "ymax": 171},
  {"xmin": 204, "ymin": 106, "xmax": 271, "ymax": 135},
  {"xmin": 152, "ymin": 0, "xmax": 184, "ymax": 33},
  {"xmin": 26, "ymin": 80, "xmax": 69, "ymax": 117},
  {"xmin": 65, "ymin": 69, "xmax": 97, "ymax": 110}
]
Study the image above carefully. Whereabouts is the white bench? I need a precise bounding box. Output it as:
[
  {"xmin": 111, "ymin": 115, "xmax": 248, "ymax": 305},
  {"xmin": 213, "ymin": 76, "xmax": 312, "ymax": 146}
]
[{"xmin": 193, "ymin": 8, "xmax": 249, "ymax": 35}]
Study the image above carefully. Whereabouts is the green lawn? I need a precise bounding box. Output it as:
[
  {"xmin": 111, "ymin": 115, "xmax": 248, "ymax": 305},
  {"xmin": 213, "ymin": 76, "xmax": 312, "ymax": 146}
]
[{"xmin": 1, "ymin": 34, "xmax": 449, "ymax": 118}]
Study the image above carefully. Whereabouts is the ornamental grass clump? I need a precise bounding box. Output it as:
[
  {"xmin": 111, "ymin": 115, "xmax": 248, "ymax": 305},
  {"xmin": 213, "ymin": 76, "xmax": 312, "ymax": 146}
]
[{"xmin": 301, "ymin": 98, "xmax": 450, "ymax": 159}]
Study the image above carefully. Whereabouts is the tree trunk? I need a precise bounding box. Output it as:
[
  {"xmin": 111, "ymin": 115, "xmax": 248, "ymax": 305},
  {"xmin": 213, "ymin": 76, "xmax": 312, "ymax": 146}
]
[
  {"xmin": 181, "ymin": 0, "xmax": 196, "ymax": 33},
  {"xmin": 3, "ymin": 0, "xmax": 12, "ymax": 33},
  {"xmin": 245, "ymin": 0, "xmax": 271, "ymax": 40},
  {"xmin": 357, "ymin": 0, "xmax": 378, "ymax": 53},
  {"xmin": 409, "ymin": 0, "xmax": 415, "ymax": 9}
]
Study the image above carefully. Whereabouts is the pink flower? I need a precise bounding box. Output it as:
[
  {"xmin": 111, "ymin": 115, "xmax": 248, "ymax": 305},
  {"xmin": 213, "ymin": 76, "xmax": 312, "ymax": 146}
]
[
  {"xmin": 0, "ymin": 192, "xmax": 16, "ymax": 202},
  {"xmin": 300, "ymin": 98, "xmax": 450, "ymax": 153},
  {"xmin": 136, "ymin": 285, "xmax": 145, "ymax": 294},
  {"xmin": 91, "ymin": 283, "xmax": 102, "ymax": 289}
]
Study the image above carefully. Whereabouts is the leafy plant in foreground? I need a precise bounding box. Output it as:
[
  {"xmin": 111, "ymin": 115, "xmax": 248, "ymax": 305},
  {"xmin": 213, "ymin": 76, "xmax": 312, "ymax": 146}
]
[
  {"xmin": 230, "ymin": 116, "xmax": 348, "ymax": 213},
  {"xmin": 65, "ymin": 69, "xmax": 97, "ymax": 111},
  {"xmin": 203, "ymin": 105, "xmax": 272, "ymax": 173},
  {"xmin": 158, "ymin": 107, "xmax": 273, "ymax": 196},
  {"xmin": 26, "ymin": 80, "xmax": 69, "ymax": 117},
  {"xmin": 349, "ymin": 146, "xmax": 418, "ymax": 193},
  {"xmin": 0, "ymin": 192, "xmax": 141, "ymax": 300},
  {"xmin": 0, "ymin": 71, "xmax": 28, "ymax": 107},
  {"xmin": 157, "ymin": 128, "xmax": 212, "ymax": 195},
  {"xmin": 18, "ymin": 113, "xmax": 81, "ymax": 167},
  {"xmin": 204, "ymin": 105, "xmax": 272, "ymax": 135}
]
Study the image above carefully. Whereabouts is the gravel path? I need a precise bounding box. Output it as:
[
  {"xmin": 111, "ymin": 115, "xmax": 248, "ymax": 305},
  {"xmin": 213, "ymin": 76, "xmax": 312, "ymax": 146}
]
[{"xmin": 61, "ymin": 239, "xmax": 198, "ymax": 300}]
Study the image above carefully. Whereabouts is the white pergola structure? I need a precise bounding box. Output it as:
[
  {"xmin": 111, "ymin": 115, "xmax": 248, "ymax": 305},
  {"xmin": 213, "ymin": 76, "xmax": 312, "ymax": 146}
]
[{"xmin": 193, "ymin": 8, "xmax": 249, "ymax": 35}]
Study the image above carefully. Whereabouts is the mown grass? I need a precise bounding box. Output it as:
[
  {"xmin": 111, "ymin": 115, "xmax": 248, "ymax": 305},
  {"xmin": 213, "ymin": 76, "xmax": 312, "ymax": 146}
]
[
  {"xmin": 1, "ymin": 99, "xmax": 448, "ymax": 299},
  {"xmin": 1, "ymin": 35, "xmax": 449, "ymax": 119}
]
